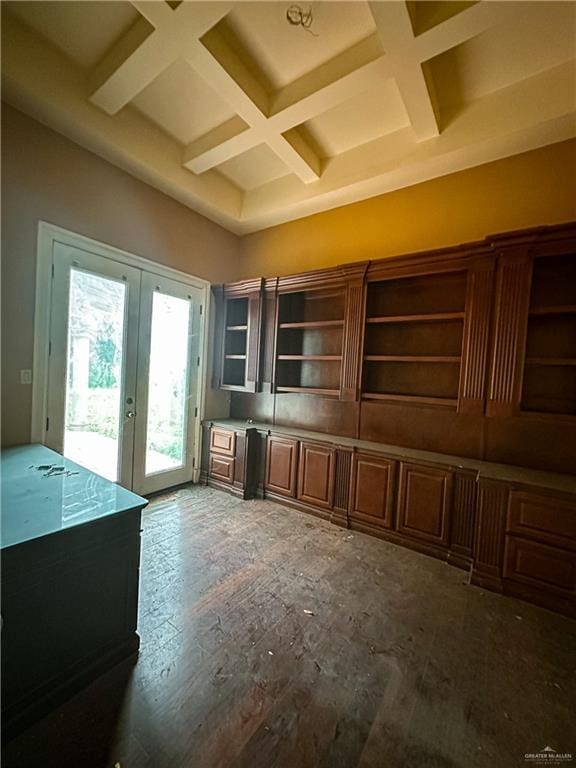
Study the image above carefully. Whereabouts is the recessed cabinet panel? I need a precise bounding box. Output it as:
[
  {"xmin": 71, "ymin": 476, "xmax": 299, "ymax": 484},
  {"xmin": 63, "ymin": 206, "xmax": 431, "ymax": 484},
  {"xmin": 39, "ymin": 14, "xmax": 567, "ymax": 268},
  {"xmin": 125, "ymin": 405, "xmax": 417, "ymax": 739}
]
[
  {"xmin": 507, "ymin": 491, "xmax": 576, "ymax": 550},
  {"xmin": 265, "ymin": 436, "xmax": 299, "ymax": 498},
  {"xmin": 504, "ymin": 537, "xmax": 576, "ymax": 597},
  {"xmin": 397, "ymin": 463, "xmax": 452, "ymax": 547},
  {"xmin": 210, "ymin": 428, "xmax": 236, "ymax": 457},
  {"xmin": 350, "ymin": 453, "xmax": 396, "ymax": 529},
  {"xmin": 297, "ymin": 442, "xmax": 335, "ymax": 509},
  {"xmin": 209, "ymin": 454, "xmax": 235, "ymax": 484}
]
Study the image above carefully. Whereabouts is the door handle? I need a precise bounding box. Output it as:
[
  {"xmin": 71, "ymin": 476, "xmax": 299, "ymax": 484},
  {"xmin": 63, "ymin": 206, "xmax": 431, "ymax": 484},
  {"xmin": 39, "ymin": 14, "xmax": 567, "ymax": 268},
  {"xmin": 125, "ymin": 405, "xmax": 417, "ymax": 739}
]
[{"xmin": 126, "ymin": 411, "xmax": 135, "ymax": 419}]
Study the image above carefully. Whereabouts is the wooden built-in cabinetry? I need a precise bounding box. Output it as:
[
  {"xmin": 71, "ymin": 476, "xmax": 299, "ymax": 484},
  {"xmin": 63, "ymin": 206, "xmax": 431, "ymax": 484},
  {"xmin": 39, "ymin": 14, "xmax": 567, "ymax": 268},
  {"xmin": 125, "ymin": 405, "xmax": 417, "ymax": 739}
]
[
  {"xmin": 207, "ymin": 222, "xmax": 576, "ymax": 618},
  {"xmin": 265, "ymin": 435, "xmax": 298, "ymax": 498},
  {"xmin": 275, "ymin": 287, "xmax": 345, "ymax": 398},
  {"xmin": 396, "ymin": 462, "xmax": 452, "ymax": 549},
  {"xmin": 204, "ymin": 425, "xmax": 259, "ymax": 499},
  {"xmin": 203, "ymin": 419, "xmax": 576, "ymax": 618},
  {"xmin": 297, "ymin": 441, "xmax": 336, "ymax": 509},
  {"xmin": 349, "ymin": 453, "xmax": 395, "ymax": 530},
  {"xmin": 487, "ymin": 228, "xmax": 576, "ymax": 419},
  {"xmin": 213, "ymin": 279, "xmax": 263, "ymax": 392}
]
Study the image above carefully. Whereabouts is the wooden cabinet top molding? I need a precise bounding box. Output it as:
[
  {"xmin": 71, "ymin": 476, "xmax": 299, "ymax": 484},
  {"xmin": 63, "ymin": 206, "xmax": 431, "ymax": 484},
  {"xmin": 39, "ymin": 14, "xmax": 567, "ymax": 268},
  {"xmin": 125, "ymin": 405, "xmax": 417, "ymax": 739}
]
[
  {"xmin": 488, "ymin": 221, "xmax": 576, "ymax": 249},
  {"xmin": 217, "ymin": 223, "xmax": 575, "ymax": 296},
  {"xmin": 276, "ymin": 261, "xmax": 369, "ymax": 293},
  {"xmin": 220, "ymin": 277, "xmax": 264, "ymax": 297}
]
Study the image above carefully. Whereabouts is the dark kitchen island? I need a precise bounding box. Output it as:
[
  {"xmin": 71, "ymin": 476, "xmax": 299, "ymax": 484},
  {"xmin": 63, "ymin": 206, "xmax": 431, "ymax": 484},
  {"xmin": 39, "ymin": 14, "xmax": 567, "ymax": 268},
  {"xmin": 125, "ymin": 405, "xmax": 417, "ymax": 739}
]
[{"xmin": 1, "ymin": 444, "xmax": 147, "ymax": 739}]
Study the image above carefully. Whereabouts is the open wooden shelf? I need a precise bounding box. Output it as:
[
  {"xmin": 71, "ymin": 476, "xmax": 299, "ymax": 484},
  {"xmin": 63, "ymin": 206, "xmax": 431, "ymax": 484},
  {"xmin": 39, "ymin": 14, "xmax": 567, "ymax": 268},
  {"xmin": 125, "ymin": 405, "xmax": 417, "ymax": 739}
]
[
  {"xmin": 276, "ymin": 386, "xmax": 340, "ymax": 396},
  {"xmin": 366, "ymin": 312, "xmax": 464, "ymax": 325},
  {"xmin": 362, "ymin": 393, "xmax": 458, "ymax": 407},
  {"xmin": 521, "ymin": 253, "xmax": 576, "ymax": 417},
  {"xmin": 279, "ymin": 320, "xmax": 344, "ymax": 329},
  {"xmin": 221, "ymin": 296, "xmax": 249, "ymax": 388},
  {"xmin": 277, "ymin": 355, "xmax": 342, "ymax": 362},
  {"xmin": 362, "ymin": 272, "xmax": 466, "ymax": 407},
  {"xmin": 529, "ymin": 305, "xmax": 576, "ymax": 317},
  {"xmin": 525, "ymin": 357, "xmax": 576, "ymax": 367},
  {"xmin": 364, "ymin": 355, "xmax": 461, "ymax": 363},
  {"xmin": 275, "ymin": 288, "xmax": 345, "ymax": 396}
]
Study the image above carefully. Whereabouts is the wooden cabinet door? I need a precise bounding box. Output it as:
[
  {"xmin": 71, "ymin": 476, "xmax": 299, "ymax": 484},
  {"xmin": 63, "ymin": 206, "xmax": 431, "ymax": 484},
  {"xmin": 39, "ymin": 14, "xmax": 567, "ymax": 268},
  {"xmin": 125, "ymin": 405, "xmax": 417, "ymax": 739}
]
[
  {"xmin": 210, "ymin": 428, "xmax": 236, "ymax": 457},
  {"xmin": 265, "ymin": 436, "xmax": 299, "ymax": 498},
  {"xmin": 507, "ymin": 491, "xmax": 576, "ymax": 551},
  {"xmin": 209, "ymin": 454, "xmax": 235, "ymax": 484},
  {"xmin": 397, "ymin": 463, "xmax": 452, "ymax": 547},
  {"xmin": 297, "ymin": 442, "xmax": 335, "ymax": 509},
  {"xmin": 349, "ymin": 453, "xmax": 396, "ymax": 529},
  {"xmin": 504, "ymin": 537, "xmax": 575, "ymax": 598}
]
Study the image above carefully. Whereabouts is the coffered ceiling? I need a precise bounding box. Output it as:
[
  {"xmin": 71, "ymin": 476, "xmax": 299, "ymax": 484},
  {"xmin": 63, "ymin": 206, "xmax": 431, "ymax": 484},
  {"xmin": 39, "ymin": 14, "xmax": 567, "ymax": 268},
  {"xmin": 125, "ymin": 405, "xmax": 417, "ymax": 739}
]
[{"xmin": 2, "ymin": 1, "xmax": 575, "ymax": 234}]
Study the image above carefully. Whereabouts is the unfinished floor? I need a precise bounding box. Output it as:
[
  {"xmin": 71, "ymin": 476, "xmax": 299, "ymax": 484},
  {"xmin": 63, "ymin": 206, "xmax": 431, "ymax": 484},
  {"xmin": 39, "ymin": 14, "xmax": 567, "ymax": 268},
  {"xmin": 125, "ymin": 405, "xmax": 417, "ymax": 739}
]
[{"xmin": 3, "ymin": 485, "xmax": 575, "ymax": 768}]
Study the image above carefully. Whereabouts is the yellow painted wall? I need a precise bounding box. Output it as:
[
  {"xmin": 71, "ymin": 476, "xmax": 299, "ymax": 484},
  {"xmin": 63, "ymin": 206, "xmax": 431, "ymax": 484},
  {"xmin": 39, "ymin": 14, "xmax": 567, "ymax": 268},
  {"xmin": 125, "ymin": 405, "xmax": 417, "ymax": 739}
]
[{"xmin": 239, "ymin": 139, "xmax": 576, "ymax": 278}]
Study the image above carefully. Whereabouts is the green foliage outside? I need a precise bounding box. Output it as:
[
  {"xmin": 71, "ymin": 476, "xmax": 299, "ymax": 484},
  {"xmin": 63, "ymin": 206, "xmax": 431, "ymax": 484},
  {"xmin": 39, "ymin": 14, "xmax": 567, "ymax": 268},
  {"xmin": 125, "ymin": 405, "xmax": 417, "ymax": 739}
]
[{"xmin": 89, "ymin": 322, "xmax": 118, "ymax": 389}]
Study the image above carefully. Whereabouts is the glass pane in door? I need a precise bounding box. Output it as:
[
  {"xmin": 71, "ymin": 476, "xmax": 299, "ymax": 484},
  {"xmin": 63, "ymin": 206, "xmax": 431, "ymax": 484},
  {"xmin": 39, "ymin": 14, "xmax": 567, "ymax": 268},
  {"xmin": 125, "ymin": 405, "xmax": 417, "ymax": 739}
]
[
  {"xmin": 63, "ymin": 269, "xmax": 126, "ymax": 481},
  {"xmin": 145, "ymin": 292, "xmax": 191, "ymax": 475}
]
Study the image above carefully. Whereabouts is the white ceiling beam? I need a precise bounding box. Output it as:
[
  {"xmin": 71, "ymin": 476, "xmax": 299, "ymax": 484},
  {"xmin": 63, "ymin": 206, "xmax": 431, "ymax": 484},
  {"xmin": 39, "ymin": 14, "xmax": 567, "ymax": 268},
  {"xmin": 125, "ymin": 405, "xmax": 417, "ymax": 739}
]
[
  {"xmin": 415, "ymin": 2, "xmax": 516, "ymax": 62},
  {"xmin": 182, "ymin": 2, "xmax": 520, "ymax": 172},
  {"xmin": 369, "ymin": 1, "xmax": 440, "ymax": 141},
  {"xmin": 91, "ymin": 0, "xmax": 320, "ymax": 183},
  {"xmin": 90, "ymin": 33, "xmax": 176, "ymax": 115},
  {"xmin": 184, "ymin": 42, "xmax": 393, "ymax": 175},
  {"xmin": 90, "ymin": 2, "xmax": 231, "ymax": 115},
  {"xmin": 184, "ymin": 35, "xmax": 320, "ymax": 183},
  {"xmin": 131, "ymin": 0, "xmax": 173, "ymax": 29}
]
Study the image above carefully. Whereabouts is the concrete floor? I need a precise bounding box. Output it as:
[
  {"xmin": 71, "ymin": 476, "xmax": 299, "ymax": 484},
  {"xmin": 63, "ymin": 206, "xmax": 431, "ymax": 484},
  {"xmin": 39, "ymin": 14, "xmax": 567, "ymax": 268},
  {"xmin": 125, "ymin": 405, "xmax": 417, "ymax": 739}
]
[{"xmin": 4, "ymin": 485, "xmax": 575, "ymax": 767}]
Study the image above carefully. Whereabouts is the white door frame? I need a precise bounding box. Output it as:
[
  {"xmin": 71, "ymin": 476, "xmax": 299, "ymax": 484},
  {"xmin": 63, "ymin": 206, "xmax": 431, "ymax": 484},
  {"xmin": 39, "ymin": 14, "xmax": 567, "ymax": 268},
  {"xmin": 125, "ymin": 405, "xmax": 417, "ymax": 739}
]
[
  {"xmin": 46, "ymin": 243, "xmax": 142, "ymax": 488},
  {"xmin": 132, "ymin": 272, "xmax": 204, "ymax": 495},
  {"xmin": 32, "ymin": 221, "xmax": 211, "ymax": 485}
]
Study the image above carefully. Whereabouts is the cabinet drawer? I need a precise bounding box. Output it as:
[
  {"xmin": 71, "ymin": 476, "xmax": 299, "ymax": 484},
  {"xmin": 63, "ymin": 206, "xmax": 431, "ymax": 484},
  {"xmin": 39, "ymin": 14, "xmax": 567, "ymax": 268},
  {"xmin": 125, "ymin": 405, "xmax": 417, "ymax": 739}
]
[
  {"xmin": 397, "ymin": 463, "xmax": 452, "ymax": 547},
  {"xmin": 297, "ymin": 442, "xmax": 335, "ymax": 510},
  {"xmin": 266, "ymin": 436, "xmax": 298, "ymax": 498},
  {"xmin": 209, "ymin": 454, "xmax": 235, "ymax": 484},
  {"xmin": 504, "ymin": 536, "xmax": 576, "ymax": 597},
  {"xmin": 507, "ymin": 492, "xmax": 576, "ymax": 551},
  {"xmin": 350, "ymin": 453, "xmax": 396, "ymax": 529},
  {"xmin": 210, "ymin": 428, "xmax": 236, "ymax": 457}
]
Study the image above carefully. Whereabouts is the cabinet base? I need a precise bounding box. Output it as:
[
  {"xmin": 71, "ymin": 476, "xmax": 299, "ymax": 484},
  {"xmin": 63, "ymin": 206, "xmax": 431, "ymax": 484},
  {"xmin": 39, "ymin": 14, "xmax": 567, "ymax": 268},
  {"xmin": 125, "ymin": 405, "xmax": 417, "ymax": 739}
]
[
  {"xmin": 264, "ymin": 491, "xmax": 348, "ymax": 528},
  {"xmin": 503, "ymin": 581, "xmax": 576, "ymax": 619},
  {"xmin": 349, "ymin": 519, "xmax": 457, "ymax": 565},
  {"xmin": 206, "ymin": 477, "xmax": 254, "ymax": 500}
]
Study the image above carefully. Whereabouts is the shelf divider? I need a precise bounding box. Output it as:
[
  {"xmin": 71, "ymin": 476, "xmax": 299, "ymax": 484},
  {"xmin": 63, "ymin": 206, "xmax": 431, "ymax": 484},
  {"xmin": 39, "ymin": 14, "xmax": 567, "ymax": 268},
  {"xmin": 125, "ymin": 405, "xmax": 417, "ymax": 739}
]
[
  {"xmin": 361, "ymin": 392, "xmax": 458, "ymax": 407},
  {"xmin": 529, "ymin": 305, "xmax": 576, "ymax": 317},
  {"xmin": 278, "ymin": 320, "xmax": 344, "ymax": 329},
  {"xmin": 277, "ymin": 355, "xmax": 342, "ymax": 361},
  {"xmin": 276, "ymin": 386, "xmax": 340, "ymax": 396},
  {"xmin": 366, "ymin": 312, "xmax": 464, "ymax": 325},
  {"xmin": 363, "ymin": 355, "xmax": 461, "ymax": 363},
  {"xmin": 525, "ymin": 357, "xmax": 576, "ymax": 366}
]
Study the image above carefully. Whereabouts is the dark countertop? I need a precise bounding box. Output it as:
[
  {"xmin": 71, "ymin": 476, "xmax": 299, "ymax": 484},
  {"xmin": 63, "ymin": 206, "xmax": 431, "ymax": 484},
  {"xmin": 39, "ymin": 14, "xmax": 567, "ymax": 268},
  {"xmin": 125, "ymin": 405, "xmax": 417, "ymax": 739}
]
[
  {"xmin": 205, "ymin": 418, "xmax": 576, "ymax": 496},
  {"xmin": 1, "ymin": 444, "xmax": 148, "ymax": 550}
]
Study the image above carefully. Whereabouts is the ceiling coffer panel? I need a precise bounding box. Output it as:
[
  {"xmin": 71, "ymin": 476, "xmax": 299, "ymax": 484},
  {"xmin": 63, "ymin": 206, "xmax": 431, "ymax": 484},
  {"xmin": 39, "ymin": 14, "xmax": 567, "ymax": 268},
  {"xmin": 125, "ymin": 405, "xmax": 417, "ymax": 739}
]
[{"xmin": 2, "ymin": 0, "xmax": 575, "ymax": 233}]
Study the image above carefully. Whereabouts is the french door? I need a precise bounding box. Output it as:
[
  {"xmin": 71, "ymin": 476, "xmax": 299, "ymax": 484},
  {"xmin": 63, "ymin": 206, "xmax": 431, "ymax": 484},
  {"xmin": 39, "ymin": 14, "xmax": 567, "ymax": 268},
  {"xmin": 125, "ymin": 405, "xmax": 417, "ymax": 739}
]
[{"xmin": 45, "ymin": 241, "xmax": 204, "ymax": 495}]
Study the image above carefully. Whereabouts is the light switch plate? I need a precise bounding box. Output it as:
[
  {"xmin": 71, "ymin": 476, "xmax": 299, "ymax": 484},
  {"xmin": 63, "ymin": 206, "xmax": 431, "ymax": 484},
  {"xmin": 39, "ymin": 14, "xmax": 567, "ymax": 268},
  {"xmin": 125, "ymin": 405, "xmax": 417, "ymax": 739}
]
[{"xmin": 20, "ymin": 369, "xmax": 32, "ymax": 385}]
